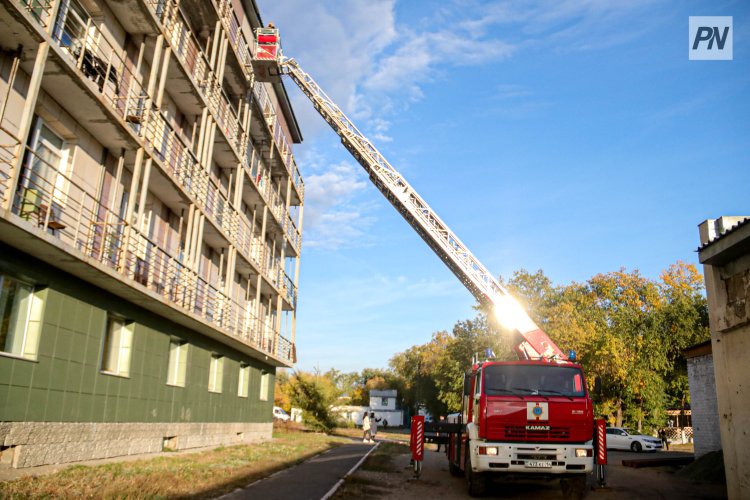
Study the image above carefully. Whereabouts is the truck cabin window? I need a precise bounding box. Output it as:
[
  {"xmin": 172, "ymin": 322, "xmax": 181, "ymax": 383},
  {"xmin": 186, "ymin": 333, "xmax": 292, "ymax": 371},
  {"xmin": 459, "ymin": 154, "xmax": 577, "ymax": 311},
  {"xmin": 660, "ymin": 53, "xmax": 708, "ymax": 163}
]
[{"xmin": 482, "ymin": 365, "xmax": 585, "ymax": 398}]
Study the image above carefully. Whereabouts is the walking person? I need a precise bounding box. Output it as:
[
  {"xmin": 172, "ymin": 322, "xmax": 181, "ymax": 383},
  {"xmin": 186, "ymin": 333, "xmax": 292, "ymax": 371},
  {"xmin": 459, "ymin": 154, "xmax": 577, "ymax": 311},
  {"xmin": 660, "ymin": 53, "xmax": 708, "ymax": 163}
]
[
  {"xmin": 659, "ymin": 428, "xmax": 669, "ymax": 450},
  {"xmin": 362, "ymin": 411, "xmax": 371, "ymax": 443},
  {"xmin": 370, "ymin": 412, "xmax": 380, "ymax": 442}
]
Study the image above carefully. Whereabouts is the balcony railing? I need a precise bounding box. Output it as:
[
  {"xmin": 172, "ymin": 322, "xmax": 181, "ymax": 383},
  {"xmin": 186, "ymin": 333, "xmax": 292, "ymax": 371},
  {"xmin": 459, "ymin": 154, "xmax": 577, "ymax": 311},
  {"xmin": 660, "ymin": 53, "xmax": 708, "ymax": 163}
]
[
  {"xmin": 285, "ymin": 213, "xmax": 301, "ymax": 255},
  {"xmin": 0, "ymin": 141, "xmax": 294, "ymax": 363},
  {"xmin": 0, "ymin": 125, "xmax": 21, "ymax": 207},
  {"xmin": 17, "ymin": 0, "xmax": 54, "ymax": 28},
  {"xmin": 51, "ymin": 7, "xmax": 153, "ymax": 135},
  {"xmin": 252, "ymin": 83, "xmax": 304, "ymax": 200},
  {"xmin": 144, "ymin": 0, "xmax": 244, "ymax": 159},
  {"xmin": 212, "ymin": 0, "xmax": 253, "ymax": 73}
]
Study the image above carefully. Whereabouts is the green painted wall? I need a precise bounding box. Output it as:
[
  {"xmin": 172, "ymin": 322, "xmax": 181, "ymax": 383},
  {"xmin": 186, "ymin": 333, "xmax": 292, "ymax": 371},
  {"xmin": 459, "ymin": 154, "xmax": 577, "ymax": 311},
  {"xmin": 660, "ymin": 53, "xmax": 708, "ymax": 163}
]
[{"xmin": 0, "ymin": 243, "xmax": 276, "ymax": 423}]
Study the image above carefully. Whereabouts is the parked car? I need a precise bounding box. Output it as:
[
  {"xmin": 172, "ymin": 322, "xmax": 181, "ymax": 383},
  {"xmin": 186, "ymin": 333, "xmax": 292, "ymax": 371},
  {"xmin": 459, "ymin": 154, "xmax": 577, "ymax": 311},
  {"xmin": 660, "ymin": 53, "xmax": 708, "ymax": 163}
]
[
  {"xmin": 605, "ymin": 427, "xmax": 663, "ymax": 452},
  {"xmin": 273, "ymin": 406, "xmax": 291, "ymax": 422}
]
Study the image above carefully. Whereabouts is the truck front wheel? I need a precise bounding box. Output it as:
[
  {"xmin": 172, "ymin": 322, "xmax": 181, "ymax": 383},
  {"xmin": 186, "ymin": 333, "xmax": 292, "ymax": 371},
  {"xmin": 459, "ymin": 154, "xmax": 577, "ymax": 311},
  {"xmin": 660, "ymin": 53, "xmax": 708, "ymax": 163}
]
[
  {"xmin": 560, "ymin": 475, "xmax": 587, "ymax": 499},
  {"xmin": 465, "ymin": 443, "xmax": 487, "ymax": 497}
]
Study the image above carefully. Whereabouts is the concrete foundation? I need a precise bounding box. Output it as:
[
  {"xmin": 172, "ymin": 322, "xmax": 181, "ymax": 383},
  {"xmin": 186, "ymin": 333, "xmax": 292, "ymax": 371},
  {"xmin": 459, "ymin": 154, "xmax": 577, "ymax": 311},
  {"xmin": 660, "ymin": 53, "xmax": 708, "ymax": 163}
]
[{"xmin": 0, "ymin": 421, "xmax": 272, "ymax": 468}]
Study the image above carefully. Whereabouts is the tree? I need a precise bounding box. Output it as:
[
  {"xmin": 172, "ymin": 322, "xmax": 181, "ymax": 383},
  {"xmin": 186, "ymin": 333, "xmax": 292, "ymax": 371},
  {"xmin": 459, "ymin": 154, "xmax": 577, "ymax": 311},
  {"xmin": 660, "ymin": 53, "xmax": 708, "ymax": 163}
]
[
  {"xmin": 287, "ymin": 370, "xmax": 340, "ymax": 433},
  {"xmin": 274, "ymin": 369, "xmax": 292, "ymax": 411},
  {"xmin": 504, "ymin": 265, "xmax": 709, "ymax": 431}
]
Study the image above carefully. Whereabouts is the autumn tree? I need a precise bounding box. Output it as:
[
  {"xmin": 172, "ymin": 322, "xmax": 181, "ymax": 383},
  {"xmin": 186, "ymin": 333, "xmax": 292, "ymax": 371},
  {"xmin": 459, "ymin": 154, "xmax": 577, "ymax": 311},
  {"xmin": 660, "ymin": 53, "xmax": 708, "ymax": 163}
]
[
  {"xmin": 286, "ymin": 370, "xmax": 341, "ymax": 432},
  {"xmin": 504, "ymin": 264, "xmax": 709, "ymax": 431}
]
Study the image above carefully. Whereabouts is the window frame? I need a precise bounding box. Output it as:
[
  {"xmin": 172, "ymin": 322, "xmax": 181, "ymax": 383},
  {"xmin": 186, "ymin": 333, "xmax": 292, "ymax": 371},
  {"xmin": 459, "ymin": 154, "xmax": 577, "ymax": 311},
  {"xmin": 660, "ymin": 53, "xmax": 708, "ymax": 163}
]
[
  {"xmin": 100, "ymin": 315, "xmax": 133, "ymax": 377},
  {"xmin": 0, "ymin": 274, "xmax": 44, "ymax": 361},
  {"xmin": 238, "ymin": 363, "xmax": 249, "ymax": 398},
  {"xmin": 259, "ymin": 370, "xmax": 269, "ymax": 401},
  {"xmin": 166, "ymin": 338, "xmax": 188, "ymax": 387},
  {"xmin": 208, "ymin": 353, "xmax": 224, "ymax": 393}
]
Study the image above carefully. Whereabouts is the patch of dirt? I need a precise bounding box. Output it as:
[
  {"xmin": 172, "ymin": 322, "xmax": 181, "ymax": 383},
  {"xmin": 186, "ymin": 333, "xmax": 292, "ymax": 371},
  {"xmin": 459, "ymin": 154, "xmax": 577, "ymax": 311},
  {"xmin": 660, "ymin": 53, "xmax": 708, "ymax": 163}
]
[{"xmin": 676, "ymin": 450, "xmax": 725, "ymax": 484}]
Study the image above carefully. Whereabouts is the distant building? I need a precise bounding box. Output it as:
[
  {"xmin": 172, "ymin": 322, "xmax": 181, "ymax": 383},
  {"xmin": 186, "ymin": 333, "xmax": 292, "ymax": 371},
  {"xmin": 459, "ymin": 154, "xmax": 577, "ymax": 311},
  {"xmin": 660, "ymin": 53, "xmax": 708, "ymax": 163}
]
[
  {"xmin": 0, "ymin": 0, "xmax": 303, "ymax": 468},
  {"xmin": 369, "ymin": 389, "xmax": 403, "ymax": 427},
  {"xmin": 698, "ymin": 216, "xmax": 750, "ymax": 499}
]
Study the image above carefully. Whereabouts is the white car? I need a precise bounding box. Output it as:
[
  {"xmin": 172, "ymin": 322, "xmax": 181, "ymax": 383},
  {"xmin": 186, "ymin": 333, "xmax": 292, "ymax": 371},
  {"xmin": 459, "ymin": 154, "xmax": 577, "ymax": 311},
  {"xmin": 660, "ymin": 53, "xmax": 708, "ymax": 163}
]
[
  {"xmin": 605, "ymin": 427, "xmax": 663, "ymax": 452},
  {"xmin": 273, "ymin": 406, "xmax": 291, "ymax": 422}
]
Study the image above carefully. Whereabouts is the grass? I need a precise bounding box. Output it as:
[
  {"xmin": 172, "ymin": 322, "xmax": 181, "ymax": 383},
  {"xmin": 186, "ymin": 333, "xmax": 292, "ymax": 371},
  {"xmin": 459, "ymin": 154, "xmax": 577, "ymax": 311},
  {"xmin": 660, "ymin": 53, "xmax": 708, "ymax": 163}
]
[
  {"xmin": 361, "ymin": 442, "xmax": 410, "ymax": 473},
  {"xmin": 0, "ymin": 428, "xmax": 351, "ymax": 499}
]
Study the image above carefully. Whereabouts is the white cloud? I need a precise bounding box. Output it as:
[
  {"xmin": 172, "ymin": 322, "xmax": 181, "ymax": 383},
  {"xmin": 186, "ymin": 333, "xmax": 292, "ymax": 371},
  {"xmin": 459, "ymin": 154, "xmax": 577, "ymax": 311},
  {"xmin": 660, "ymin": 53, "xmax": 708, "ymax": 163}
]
[
  {"xmin": 300, "ymin": 159, "xmax": 378, "ymax": 249},
  {"xmin": 258, "ymin": 0, "xmax": 656, "ymax": 249}
]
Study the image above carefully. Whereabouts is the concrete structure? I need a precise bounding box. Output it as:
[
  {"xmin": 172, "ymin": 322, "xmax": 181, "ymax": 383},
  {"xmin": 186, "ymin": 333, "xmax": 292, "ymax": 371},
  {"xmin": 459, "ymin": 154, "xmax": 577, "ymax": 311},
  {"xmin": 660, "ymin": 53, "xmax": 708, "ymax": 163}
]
[
  {"xmin": 0, "ymin": 0, "xmax": 303, "ymax": 468},
  {"xmin": 698, "ymin": 216, "xmax": 750, "ymax": 499},
  {"xmin": 684, "ymin": 341, "xmax": 721, "ymax": 457}
]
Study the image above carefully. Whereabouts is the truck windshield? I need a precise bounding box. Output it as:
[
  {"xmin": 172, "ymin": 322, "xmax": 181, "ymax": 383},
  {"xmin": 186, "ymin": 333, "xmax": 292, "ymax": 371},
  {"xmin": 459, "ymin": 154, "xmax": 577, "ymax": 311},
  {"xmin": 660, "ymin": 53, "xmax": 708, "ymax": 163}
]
[{"xmin": 483, "ymin": 364, "xmax": 586, "ymax": 398}]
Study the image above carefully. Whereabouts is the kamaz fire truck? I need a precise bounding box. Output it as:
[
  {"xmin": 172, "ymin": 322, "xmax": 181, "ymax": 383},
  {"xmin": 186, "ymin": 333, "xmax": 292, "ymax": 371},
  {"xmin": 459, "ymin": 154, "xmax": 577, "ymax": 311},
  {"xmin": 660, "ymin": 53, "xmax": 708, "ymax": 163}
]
[{"xmin": 252, "ymin": 27, "xmax": 601, "ymax": 497}]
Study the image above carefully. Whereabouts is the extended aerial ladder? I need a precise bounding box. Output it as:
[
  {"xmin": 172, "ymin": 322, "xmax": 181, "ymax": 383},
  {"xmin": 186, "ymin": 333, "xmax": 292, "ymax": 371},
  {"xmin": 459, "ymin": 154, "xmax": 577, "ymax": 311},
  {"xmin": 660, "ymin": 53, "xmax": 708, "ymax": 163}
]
[{"xmin": 252, "ymin": 28, "xmax": 566, "ymax": 361}]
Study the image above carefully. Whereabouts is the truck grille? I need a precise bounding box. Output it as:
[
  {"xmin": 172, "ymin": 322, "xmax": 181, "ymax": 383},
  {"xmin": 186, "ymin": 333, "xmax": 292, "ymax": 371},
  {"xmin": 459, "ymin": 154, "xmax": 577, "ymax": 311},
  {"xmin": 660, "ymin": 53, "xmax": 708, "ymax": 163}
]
[{"xmin": 500, "ymin": 425, "xmax": 571, "ymax": 441}]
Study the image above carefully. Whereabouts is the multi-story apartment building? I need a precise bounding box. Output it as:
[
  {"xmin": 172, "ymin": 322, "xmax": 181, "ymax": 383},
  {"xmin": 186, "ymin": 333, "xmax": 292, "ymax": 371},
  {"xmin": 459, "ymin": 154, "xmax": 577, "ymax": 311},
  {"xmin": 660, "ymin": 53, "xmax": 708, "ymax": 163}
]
[{"xmin": 0, "ymin": 0, "xmax": 303, "ymax": 468}]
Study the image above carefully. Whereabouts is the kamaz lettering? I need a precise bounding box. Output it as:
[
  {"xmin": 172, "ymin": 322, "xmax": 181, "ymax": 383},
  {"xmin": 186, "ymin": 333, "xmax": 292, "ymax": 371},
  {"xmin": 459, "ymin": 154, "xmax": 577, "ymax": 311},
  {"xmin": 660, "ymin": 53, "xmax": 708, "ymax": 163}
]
[{"xmin": 526, "ymin": 425, "xmax": 551, "ymax": 431}]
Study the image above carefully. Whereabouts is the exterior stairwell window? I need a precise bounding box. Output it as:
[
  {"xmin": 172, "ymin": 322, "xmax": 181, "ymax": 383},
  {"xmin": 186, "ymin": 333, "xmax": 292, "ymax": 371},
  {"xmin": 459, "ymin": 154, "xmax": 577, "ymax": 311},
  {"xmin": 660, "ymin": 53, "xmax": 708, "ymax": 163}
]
[
  {"xmin": 208, "ymin": 354, "xmax": 224, "ymax": 393},
  {"xmin": 238, "ymin": 363, "xmax": 249, "ymax": 398},
  {"xmin": 166, "ymin": 339, "xmax": 188, "ymax": 387},
  {"xmin": 101, "ymin": 315, "xmax": 133, "ymax": 377},
  {"xmin": 260, "ymin": 370, "xmax": 269, "ymax": 401}
]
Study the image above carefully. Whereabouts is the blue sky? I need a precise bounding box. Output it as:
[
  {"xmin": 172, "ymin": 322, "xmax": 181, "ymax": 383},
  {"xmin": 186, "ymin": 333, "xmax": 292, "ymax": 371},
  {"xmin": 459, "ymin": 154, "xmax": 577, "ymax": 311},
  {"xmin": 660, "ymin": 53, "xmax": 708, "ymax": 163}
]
[{"xmin": 256, "ymin": 0, "xmax": 750, "ymax": 373}]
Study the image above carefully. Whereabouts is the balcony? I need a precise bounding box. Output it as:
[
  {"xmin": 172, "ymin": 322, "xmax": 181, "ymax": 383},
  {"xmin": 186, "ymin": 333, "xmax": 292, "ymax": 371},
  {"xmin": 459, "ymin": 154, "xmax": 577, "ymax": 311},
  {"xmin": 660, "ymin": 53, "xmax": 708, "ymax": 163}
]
[
  {"xmin": 252, "ymin": 83, "xmax": 304, "ymax": 204},
  {"xmin": 0, "ymin": 137, "xmax": 295, "ymax": 365},
  {"xmin": 143, "ymin": 0, "xmax": 245, "ymax": 168}
]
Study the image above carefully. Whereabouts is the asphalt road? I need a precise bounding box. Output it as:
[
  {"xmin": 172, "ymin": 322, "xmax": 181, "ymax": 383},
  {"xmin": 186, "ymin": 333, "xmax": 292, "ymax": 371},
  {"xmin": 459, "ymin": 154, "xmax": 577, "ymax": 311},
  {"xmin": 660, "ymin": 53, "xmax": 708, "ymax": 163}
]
[
  {"xmin": 218, "ymin": 441, "xmax": 375, "ymax": 500},
  {"xmin": 332, "ymin": 444, "xmax": 727, "ymax": 500}
]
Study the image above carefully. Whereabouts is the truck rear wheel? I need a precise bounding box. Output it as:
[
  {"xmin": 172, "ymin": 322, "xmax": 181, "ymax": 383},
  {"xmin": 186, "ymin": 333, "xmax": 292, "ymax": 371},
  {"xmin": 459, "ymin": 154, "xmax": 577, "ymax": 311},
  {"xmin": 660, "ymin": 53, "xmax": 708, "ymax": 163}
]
[
  {"xmin": 449, "ymin": 460, "xmax": 463, "ymax": 477},
  {"xmin": 465, "ymin": 443, "xmax": 487, "ymax": 497}
]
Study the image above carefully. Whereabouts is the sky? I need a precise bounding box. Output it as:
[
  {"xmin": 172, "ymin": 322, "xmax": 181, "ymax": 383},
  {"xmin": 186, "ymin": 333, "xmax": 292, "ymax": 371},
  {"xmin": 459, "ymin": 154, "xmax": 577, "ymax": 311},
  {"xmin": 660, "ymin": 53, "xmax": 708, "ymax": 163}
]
[{"xmin": 255, "ymin": 0, "xmax": 750, "ymax": 374}]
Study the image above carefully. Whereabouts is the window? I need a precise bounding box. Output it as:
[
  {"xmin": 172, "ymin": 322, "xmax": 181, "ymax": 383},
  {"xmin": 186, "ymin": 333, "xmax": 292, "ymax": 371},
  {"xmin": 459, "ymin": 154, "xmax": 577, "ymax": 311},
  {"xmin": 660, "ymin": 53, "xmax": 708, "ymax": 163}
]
[
  {"xmin": 166, "ymin": 339, "xmax": 188, "ymax": 387},
  {"xmin": 208, "ymin": 354, "xmax": 224, "ymax": 393},
  {"xmin": 259, "ymin": 370, "xmax": 269, "ymax": 401},
  {"xmin": 238, "ymin": 363, "xmax": 249, "ymax": 398},
  {"xmin": 0, "ymin": 275, "xmax": 44, "ymax": 359},
  {"xmin": 101, "ymin": 316, "xmax": 133, "ymax": 376}
]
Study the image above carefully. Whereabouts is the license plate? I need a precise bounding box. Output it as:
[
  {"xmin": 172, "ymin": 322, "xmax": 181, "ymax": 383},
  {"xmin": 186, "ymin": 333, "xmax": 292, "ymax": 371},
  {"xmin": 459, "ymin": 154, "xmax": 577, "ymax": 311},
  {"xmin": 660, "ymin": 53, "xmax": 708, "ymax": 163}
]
[{"xmin": 525, "ymin": 460, "xmax": 553, "ymax": 468}]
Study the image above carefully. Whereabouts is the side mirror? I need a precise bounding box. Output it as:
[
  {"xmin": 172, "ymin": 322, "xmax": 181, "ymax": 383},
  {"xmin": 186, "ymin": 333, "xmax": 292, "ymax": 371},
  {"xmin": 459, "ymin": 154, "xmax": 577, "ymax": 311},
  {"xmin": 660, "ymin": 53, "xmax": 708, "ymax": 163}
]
[
  {"xmin": 463, "ymin": 373, "xmax": 472, "ymax": 396},
  {"xmin": 594, "ymin": 376, "xmax": 602, "ymax": 397}
]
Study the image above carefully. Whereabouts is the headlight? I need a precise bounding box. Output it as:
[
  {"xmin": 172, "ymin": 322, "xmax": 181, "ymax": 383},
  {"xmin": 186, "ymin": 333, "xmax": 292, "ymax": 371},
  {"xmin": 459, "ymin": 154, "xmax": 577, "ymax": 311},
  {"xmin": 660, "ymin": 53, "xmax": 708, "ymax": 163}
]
[
  {"xmin": 479, "ymin": 446, "xmax": 499, "ymax": 456},
  {"xmin": 575, "ymin": 448, "xmax": 591, "ymax": 457}
]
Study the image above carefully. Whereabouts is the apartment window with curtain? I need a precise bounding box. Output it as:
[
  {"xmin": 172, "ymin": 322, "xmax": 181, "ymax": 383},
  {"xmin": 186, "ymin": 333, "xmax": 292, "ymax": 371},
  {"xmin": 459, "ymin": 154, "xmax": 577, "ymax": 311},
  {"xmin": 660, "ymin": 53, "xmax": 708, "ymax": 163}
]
[
  {"xmin": 260, "ymin": 370, "xmax": 269, "ymax": 401},
  {"xmin": 101, "ymin": 315, "xmax": 133, "ymax": 376},
  {"xmin": 238, "ymin": 363, "xmax": 249, "ymax": 398},
  {"xmin": 166, "ymin": 339, "xmax": 188, "ymax": 387},
  {"xmin": 0, "ymin": 275, "xmax": 44, "ymax": 360},
  {"xmin": 208, "ymin": 354, "xmax": 224, "ymax": 393}
]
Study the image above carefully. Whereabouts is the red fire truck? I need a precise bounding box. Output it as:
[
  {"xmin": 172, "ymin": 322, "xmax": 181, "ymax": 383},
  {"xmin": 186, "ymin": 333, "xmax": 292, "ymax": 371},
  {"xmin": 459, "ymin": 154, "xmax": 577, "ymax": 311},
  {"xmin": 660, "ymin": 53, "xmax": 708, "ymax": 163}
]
[
  {"xmin": 445, "ymin": 357, "xmax": 595, "ymax": 496},
  {"xmin": 251, "ymin": 28, "xmax": 603, "ymax": 498}
]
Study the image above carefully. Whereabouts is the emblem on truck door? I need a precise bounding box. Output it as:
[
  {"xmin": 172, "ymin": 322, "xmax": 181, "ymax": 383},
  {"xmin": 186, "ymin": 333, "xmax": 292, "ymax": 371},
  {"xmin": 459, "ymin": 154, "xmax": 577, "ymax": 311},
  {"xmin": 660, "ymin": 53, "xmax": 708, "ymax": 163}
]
[{"xmin": 527, "ymin": 402, "xmax": 549, "ymax": 421}]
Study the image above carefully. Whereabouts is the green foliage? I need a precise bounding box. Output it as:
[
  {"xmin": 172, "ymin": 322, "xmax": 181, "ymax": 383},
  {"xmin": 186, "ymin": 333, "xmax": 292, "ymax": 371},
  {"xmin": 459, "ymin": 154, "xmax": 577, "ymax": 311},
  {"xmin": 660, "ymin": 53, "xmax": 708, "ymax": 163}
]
[
  {"xmin": 386, "ymin": 262, "xmax": 708, "ymax": 433},
  {"xmin": 504, "ymin": 262, "xmax": 709, "ymax": 432},
  {"xmin": 287, "ymin": 371, "xmax": 340, "ymax": 433}
]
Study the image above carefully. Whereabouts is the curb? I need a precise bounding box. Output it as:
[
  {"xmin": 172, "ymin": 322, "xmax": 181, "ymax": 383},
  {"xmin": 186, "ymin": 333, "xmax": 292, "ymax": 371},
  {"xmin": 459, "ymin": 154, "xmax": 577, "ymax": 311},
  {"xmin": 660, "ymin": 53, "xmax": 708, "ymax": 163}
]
[{"xmin": 319, "ymin": 442, "xmax": 381, "ymax": 500}]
